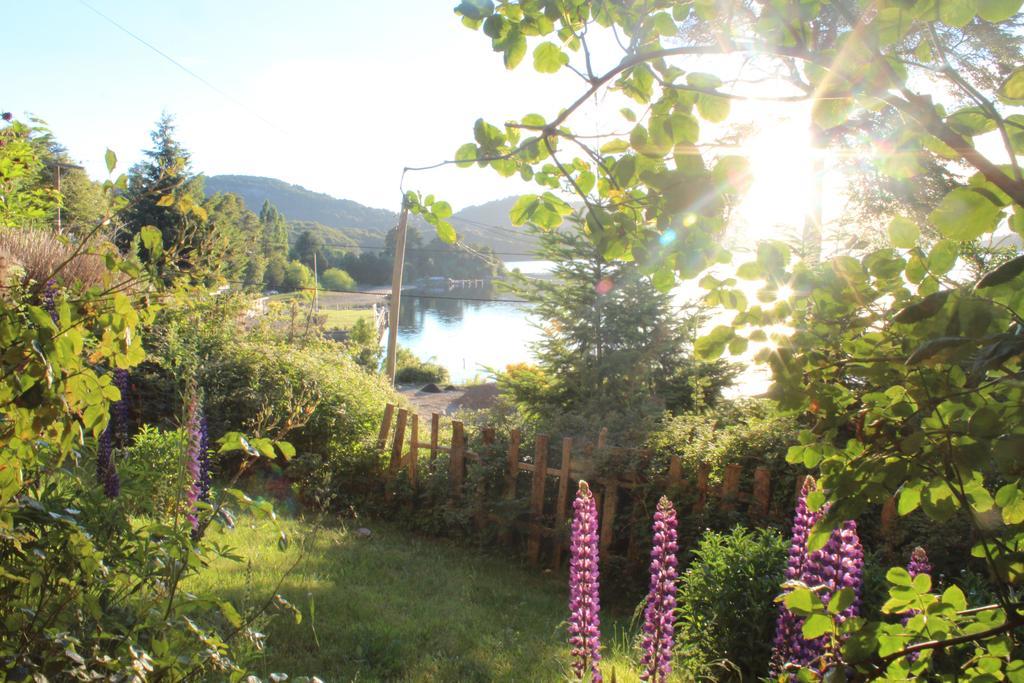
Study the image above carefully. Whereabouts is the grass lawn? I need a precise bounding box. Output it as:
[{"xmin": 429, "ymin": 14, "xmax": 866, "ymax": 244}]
[
  {"xmin": 264, "ymin": 293, "xmax": 374, "ymax": 331},
  {"xmin": 318, "ymin": 307, "xmax": 372, "ymax": 330},
  {"xmin": 191, "ymin": 517, "xmax": 653, "ymax": 682}
]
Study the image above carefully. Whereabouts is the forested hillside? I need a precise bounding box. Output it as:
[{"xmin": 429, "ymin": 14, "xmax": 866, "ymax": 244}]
[{"xmin": 205, "ymin": 175, "xmax": 540, "ymax": 255}]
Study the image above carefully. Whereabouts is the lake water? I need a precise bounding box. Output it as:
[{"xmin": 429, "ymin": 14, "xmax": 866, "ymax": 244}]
[
  {"xmin": 386, "ymin": 260, "xmax": 545, "ymax": 383},
  {"xmin": 387, "ymin": 259, "xmax": 769, "ymax": 394}
]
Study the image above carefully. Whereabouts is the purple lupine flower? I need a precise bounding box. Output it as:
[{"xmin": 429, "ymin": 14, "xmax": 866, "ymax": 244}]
[
  {"xmin": 902, "ymin": 546, "xmax": 932, "ymax": 659},
  {"xmin": 104, "ymin": 451, "xmax": 121, "ymax": 498},
  {"xmin": 197, "ymin": 415, "xmax": 211, "ymax": 502},
  {"xmin": 96, "ymin": 425, "xmax": 117, "ymax": 498},
  {"xmin": 569, "ymin": 480, "xmax": 602, "ymax": 683},
  {"xmin": 772, "ymin": 478, "xmax": 864, "ymax": 675},
  {"xmin": 184, "ymin": 390, "xmax": 204, "ymax": 531},
  {"xmin": 907, "ymin": 547, "xmax": 931, "ymax": 579},
  {"xmin": 42, "ymin": 278, "xmax": 58, "ymax": 324},
  {"xmin": 772, "ymin": 476, "xmax": 823, "ymax": 672},
  {"xmin": 112, "ymin": 368, "xmax": 131, "ymax": 445},
  {"xmin": 640, "ymin": 496, "xmax": 678, "ymax": 682}
]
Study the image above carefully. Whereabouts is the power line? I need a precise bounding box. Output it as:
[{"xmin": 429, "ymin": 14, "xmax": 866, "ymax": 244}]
[
  {"xmin": 328, "ymin": 244, "xmax": 539, "ymax": 258},
  {"xmin": 77, "ymin": 0, "xmax": 289, "ymax": 137}
]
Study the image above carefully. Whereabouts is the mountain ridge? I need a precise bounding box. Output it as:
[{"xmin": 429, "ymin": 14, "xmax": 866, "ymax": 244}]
[{"xmin": 204, "ymin": 174, "xmax": 539, "ymax": 256}]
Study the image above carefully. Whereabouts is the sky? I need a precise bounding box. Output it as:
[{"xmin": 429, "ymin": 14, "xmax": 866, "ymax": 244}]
[{"xmin": 6, "ymin": 0, "xmax": 601, "ymax": 211}]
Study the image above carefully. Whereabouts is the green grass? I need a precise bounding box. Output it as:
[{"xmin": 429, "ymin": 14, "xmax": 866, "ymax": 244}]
[
  {"xmin": 264, "ymin": 293, "xmax": 373, "ymax": 331},
  {"xmin": 190, "ymin": 517, "xmax": 653, "ymax": 682},
  {"xmin": 318, "ymin": 307, "xmax": 372, "ymax": 330}
]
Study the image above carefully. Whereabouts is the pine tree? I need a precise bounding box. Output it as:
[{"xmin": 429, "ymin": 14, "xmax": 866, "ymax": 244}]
[
  {"xmin": 506, "ymin": 220, "xmax": 736, "ymax": 431},
  {"xmin": 119, "ymin": 113, "xmax": 205, "ymax": 254}
]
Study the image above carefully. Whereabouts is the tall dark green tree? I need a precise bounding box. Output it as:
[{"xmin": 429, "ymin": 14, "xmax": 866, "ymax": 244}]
[
  {"xmin": 259, "ymin": 200, "xmax": 289, "ymax": 260},
  {"xmin": 291, "ymin": 228, "xmax": 328, "ymax": 274},
  {"xmin": 119, "ymin": 114, "xmax": 206, "ymax": 254},
  {"xmin": 505, "ymin": 219, "xmax": 736, "ymax": 430}
]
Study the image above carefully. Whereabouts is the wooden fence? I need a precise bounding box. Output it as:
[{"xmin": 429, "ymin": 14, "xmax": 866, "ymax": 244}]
[{"xmin": 376, "ymin": 404, "xmax": 831, "ymax": 570}]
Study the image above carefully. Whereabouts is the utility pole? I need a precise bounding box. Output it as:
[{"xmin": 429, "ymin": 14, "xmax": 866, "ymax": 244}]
[
  {"xmin": 313, "ymin": 251, "xmax": 319, "ymax": 312},
  {"xmin": 50, "ymin": 161, "xmax": 84, "ymax": 233},
  {"xmin": 385, "ymin": 201, "xmax": 410, "ymax": 384}
]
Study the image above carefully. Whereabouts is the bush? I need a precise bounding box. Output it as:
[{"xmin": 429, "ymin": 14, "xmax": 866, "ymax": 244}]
[
  {"xmin": 320, "ymin": 267, "xmax": 355, "ymax": 291},
  {"xmin": 282, "ymin": 260, "xmax": 312, "ymax": 291},
  {"xmin": 118, "ymin": 425, "xmax": 188, "ymax": 517},
  {"xmin": 199, "ymin": 337, "xmax": 396, "ymax": 508},
  {"xmin": 394, "ymin": 346, "xmax": 449, "ymax": 385},
  {"xmin": 674, "ymin": 526, "xmax": 788, "ymax": 680}
]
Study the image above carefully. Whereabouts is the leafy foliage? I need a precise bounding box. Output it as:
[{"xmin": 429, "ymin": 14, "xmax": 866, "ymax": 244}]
[
  {"xmin": 440, "ymin": 0, "xmax": 1024, "ymax": 676},
  {"xmin": 675, "ymin": 527, "xmax": 789, "ymax": 680}
]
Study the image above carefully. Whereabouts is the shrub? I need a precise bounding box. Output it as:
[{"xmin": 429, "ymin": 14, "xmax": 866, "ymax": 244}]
[
  {"xmin": 118, "ymin": 425, "xmax": 188, "ymax": 517},
  {"xmin": 282, "ymin": 260, "xmax": 312, "ymax": 291},
  {"xmin": 320, "ymin": 267, "xmax": 355, "ymax": 291},
  {"xmin": 394, "ymin": 346, "xmax": 449, "ymax": 385},
  {"xmin": 674, "ymin": 526, "xmax": 788, "ymax": 680}
]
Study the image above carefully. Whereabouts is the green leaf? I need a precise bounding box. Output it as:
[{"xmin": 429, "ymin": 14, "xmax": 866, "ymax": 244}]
[
  {"xmin": 436, "ymin": 220, "xmax": 457, "ymax": 244},
  {"xmin": 784, "ymin": 587, "xmax": 817, "ymax": 615},
  {"xmin": 509, "ymin": 194, "xmax": 541, "ymax": 226},
  {"xmin": 941, "ymin": 585, "xmax": 967, "ymax": 611},
  {"xmin": 1000, "ymin": 68, "xmax": 1024, "ymax": 104},
  {"xmin": 905, "ymin": 336, "xmax": 971, "ymax": 365},
  {"xmin": 455, "ymin": 0, "xmax": 494, "ymax": 21},
  {"xmin": 975, "ymin": 254, "xmax": 1024, "ymax": 289},
  {"xmin": 503, "ymin": 33, "xmax": 527, "ymax": 69},
  {"xmin": 533, "ymin": 42, "xmax": 569, "ymax": 73},
  {"xmin": 694, "ymin": 325, "xmax": 735, "ymax": 360},
  {"xmin": 893, "ymin": 289, "xmax": 951, "ymax": 324},
  {"xmin": 928, "ymin": 240, "xmax": 959, "ymax": 274},
  {"xmin": 898, "ymin": 485, "xmax": 922, "ymax": 515},
  {"xmin": 887, "ymin": 567, "xmax": 913, "ymax": 586},
  {"xmin": 828, "ymin": 588, "xmax": 856, "ymax": 614},
  {"xmin": 455, "ymin": 143, "xmax": 478, "ymax": 168},
  {"xmin": 432, "ymin": 201, "xmax": 453, "ymax": 220},
  {"xmin": 812, "ymin": 96, "xmax": 854, "ymax": 130},
  {"xmin": 946, "ymin": 107, "xmax": 997, "ymax": 137},
  {"xmin": 803, "ymin": 613, "xmax": 833, "ymax": 639},
  {"xmin": 104, "ymin": 148, "xmax": 117, "ymax": 174},
  {"xmin": 139, "ymin": 226, "xmax": 163, "ymax": 257},
  {"xmin": 929, "ymin": 187, "xmax": 1003, "ymax": 241},
  {"xmin": 599, "ymin": 139, "xmax": 629, "ymax": 154},
  {"xmin": 887, "ymin": 217, "xmax": 920, "ymax": 249},
  {"xmin": 275, "ymin": 441, "xmax": 296, "ymax": 460},
  {"xmin": 697, "ymin": 94, "xmax": 730, "ymax": 123},
  {"xmin": 219, "ymin": 601, "xmax": 243, "ymax": 628},
  {"xmin": 978, "ymin": 0, "xmax": 1024, "ymax": 23}
]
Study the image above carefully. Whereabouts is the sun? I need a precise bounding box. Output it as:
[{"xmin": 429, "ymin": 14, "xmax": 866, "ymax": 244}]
[{"xmin": 726, "ymin": 103, "xmax": 820, "ymax": 250}]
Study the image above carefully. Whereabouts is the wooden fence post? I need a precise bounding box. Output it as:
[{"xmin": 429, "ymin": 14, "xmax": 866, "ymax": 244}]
[
  {"xmin": 599, "ymin": 481, "xmax": 618, "ymax": 557},
  {"xmin": 553, "ymin": 437, "xmax": 573, "ymax": 569},
  {"xmin": 407, "ymin": 413, "xmax": 419, "ymax": 491},
  {"xmin": 527, "ymin": 434, "xmax": 549, "ymax": 566},
  {"xmin": 721, "ymin": 463, "xmax": 742, "ymax": 511},
  {"xmin": 694, "ymin": 462, "xmax": 711, "ymax": 512},
  {"xmin": 752, "ymin": 466, "xmax": 771, "ymax": 518},
  {"xmin": 668, "ymin": 454, "xmax": 682, "ymax": 488},
  {"xmin": 389, "ymin": 408, "xmax": 408, "ymax": 476},
  {"xmin": 377, "ymin": 403, "xmax": 395, "ymax": 450},
  {"xmin": 505, "ymin": 430, "xmax": 521, "ymax": 499},
  {"xmin": 450, "ymin": 420, "xmax": 465, "ymax": 500},
  {"xmin": 474, "ymin": 427, "xmax": 496, "ymax": 530},
  {"xmin": 429, "ymin": 413, "xmax": 440, "ymax": 471}
]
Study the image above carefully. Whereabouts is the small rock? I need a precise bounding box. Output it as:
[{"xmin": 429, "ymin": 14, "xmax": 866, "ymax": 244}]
[
  {"xmin": 444, "ymin": 385, "xmax": 457, "ymax": 391},
  {"xmin": 421, "ymin": 383, "xmax": 442, "ymax": 393},
  {"xmin": 354, "ymin": 527, "xmax": 372, "ymax": 539}
]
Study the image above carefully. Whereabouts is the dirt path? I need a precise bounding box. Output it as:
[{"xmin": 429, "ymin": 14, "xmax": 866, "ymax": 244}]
[{"xmin": 398, "ymin": 382, "xmax": 499, "ymax": 417}]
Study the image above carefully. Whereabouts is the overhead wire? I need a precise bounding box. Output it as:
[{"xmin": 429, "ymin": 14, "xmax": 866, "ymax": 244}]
[{"xmin": 76, "ymin": 0, "xmax": 291, "ymax": 137}]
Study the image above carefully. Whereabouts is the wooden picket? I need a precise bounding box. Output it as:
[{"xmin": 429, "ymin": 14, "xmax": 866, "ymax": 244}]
[{"xmin": 376, "ymin": 403, "xmax": 902, "ymax": 571}]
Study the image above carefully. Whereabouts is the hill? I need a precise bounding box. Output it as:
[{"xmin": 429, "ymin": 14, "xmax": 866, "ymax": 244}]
[{"xmin": 204, "ymin": 175, "xmax": 539, "ymax": 257}]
